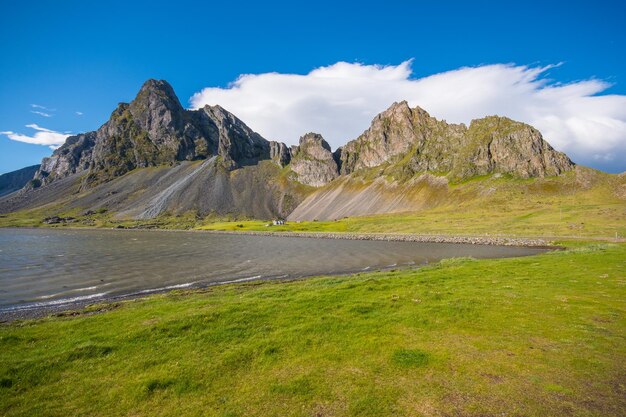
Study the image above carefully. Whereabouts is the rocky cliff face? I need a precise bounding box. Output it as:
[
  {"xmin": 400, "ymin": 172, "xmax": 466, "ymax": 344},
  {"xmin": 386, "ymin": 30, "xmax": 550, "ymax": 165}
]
[
  {"xmin": 339, "ymin": 101, "xmax": 574, "ymax": 180},
  {"xmin": 339, "ymin": 101, "xmax": 429, "ymax": 174},
  {"xmin": 35, "ymin": 132, "xmax": 96, "ymax": 186},
  {"xmin": 269, "ymin": 141, "xmax": 291, "ymax": 167},
  {"xmin": 34, "ymin": 79, "xmax": 271, "ymax": 187},
  {"xmin": 289, "ymin": 133, "xmax": 340, "ymax": 187},
  {"xmin": 460, "ymin": 116, "xmax": 574, "ymax": 178}
]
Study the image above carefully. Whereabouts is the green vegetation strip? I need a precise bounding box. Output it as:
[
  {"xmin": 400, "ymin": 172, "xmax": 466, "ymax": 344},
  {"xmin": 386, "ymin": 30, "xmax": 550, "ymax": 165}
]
[{"xmin": 1, "ymin": 243, "xmax": 624, "ymax": 416}]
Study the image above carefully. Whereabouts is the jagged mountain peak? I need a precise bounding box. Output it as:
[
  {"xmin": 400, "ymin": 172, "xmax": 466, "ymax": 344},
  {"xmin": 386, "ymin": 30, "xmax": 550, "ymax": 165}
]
[
  {"xmin": 137, "ymin": 79, "xmax": 179, "ymax": 99},
  {"xmin": 202, "ymin": 104, "xmax": 247, "ymax": 127},
  {"xmin": 374, "ymin": 100, "xmax": 412, "ymax": 123},
  {"xmin": 469, "ymin": 114, "xmax": 522, "ymax": 129},
  {"xmin": 298, "ymin": 132, "xmax": 332, "ymax": 152},
  {"xmin": 339, "ymin": 101, "xmax": 573, "ymax": 179},
  {"xmin": 202, "ymin": 103, "xmax": 227, "ymax": 112},
  {"xmin": 383, "ymin": 100, "xmax": 410, "ymax": 112},
  {"xmin": 378, "ymin": 101, "xmax": 431, "ymax": 120},
  {"xmin": 289, "ymin": 133, "xmax": 339, "ymax": 187},
  {"xmin": 338, "ymin": 102, "xmax": 429, "ymax": 174},
  {"xmin": 130, "ymin": 79, "xmax": 184, "ymax": 117},
  {"xmin": 32, "ymin": 79, "xmax": 275, "ymax": 187}
]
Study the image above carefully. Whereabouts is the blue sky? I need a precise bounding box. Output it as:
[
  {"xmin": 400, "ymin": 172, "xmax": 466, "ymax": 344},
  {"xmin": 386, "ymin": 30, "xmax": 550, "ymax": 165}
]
[{"xmin": 1, "ymin": 0, "xmax": 625, "ymax": 174}]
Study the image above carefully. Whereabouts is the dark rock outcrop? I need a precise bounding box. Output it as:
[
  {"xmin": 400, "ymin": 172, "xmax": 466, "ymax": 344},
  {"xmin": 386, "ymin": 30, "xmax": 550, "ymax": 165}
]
[
  {"xmin": 201, "ymin": 104, "xmax": 270, "ymax": 167},
  {"xmin": 289, "ymin": 133, "xmax": 339, "ymax": 187},
  {"xmin": 270, "ymin": 141, "xmax": 291, "ymax": 167},
  {"xmin": 35, "ymin": 132, "xmax": 96, "ymax": 186},
  {"xmin": 339, "ymin": 101, "xmax": 423, "ymax": 174},
  {"xmin": 461, "ymin": 116, "xmax": 574, "ymax": 178}
]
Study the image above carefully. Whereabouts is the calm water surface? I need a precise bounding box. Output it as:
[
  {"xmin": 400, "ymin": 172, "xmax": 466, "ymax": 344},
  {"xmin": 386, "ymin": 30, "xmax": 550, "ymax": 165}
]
[{"xmin": 0, "ymin": 228, "xmax": 545, "ymax": 311}]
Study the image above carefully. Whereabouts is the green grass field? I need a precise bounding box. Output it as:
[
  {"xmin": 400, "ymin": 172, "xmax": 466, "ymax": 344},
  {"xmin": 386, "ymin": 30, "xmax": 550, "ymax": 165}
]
[{"xmin": 1, "ymin": 243, "xmax": 624, "ymax": 416}]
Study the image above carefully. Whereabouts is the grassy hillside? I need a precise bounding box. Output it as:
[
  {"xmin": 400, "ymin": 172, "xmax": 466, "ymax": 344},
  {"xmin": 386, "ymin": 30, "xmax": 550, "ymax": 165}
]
[
  {"xmin": 0, "ymin": 160, "xmax": 312, "ymax": 228},
  {"xmin": 0, "ymin": 166, "xmax": 623, "ymax": 240},
  {"xmin": 1, "ymin": 243, "xmax": 624, "ymax": 416},
  {"xmin": 202, "ymin": 169, "xmax": 626, "ymax": 239}
]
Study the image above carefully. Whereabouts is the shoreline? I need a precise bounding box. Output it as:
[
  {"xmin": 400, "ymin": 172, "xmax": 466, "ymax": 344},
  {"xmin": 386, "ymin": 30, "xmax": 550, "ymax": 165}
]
[
  {"xmin": 0, "ymin": 228, "xmax": 566, "ymax": 322},
  {"xmin": 1, "ymin": 225, "xmax": 561, "ymax": 248},
  {"xmin": 0, "ymin": 266, "xmax": 408, "ymax": 323},
  {"xmin": 0, "ymin": 277, "xmax": 277, "ymax": 323}
]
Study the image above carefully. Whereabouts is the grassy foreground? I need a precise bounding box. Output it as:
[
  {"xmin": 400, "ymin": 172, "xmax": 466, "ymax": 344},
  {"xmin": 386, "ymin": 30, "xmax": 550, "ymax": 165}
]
[{"xmin": 1, "ymin": 243, "xmax": 625, "ymax": 416}]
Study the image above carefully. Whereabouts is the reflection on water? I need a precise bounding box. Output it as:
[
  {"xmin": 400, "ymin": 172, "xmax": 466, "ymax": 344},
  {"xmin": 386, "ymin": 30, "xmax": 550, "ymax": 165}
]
[{"xmin": 0, "ymin": 228, "xmax": 545, "ymax": 311}]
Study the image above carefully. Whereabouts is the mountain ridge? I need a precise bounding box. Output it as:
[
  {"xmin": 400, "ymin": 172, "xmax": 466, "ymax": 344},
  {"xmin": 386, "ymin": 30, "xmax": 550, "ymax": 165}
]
[
  {"xmin": 0, "ymin": 165, "xmax": 40, "ymax": 197},
  {"xmin": 338, "ymin": 100, "xmax": 573, "ymax": 180},
  {"xmin": 0, "ymin": 78, "xmax": 606, "ymax": 222}
]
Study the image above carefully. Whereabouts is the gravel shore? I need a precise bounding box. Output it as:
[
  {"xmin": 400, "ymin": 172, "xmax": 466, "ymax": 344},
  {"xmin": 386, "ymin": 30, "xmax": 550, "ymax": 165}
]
[{"xmin": 200, "ymin": 230, "xmax": 554, "ymax": 248}]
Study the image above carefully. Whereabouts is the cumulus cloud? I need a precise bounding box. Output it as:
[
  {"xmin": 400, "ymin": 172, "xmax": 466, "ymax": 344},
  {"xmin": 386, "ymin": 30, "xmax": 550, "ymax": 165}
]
[
  {"xmin": 1, "ymin": 124, "xmax": 70, "ymax": 149},
  {"xmin": 190, "ymin": 61, "xmax": 626, "ymax": 172}
]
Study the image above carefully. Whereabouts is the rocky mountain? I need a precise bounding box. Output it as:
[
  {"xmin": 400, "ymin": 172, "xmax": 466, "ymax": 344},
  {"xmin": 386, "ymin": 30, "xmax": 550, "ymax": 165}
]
[
  {"xmin": 0, "ymin": 165, "xmax": 40, "ymax": 197},
  {"xmin": 2, "ymin": 80, "xmax": 308, "ymax": 219},
  {"xmin": 338, "ymin": 101, "xmax": 573, "ymax": 180},
  {"xmin": 290, "ymin": 101, "xmax": 576, "ymax": 220},
  {"xmin": 1, "ymin": 81, "xmax": 584, "ymax": 222},
  {"xmin": 33, "ymin": 79, "xmax": 271, "ymax": 188}
]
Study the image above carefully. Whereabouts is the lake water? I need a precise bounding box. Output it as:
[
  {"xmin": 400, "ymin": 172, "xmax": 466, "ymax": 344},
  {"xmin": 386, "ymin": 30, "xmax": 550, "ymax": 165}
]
[{"xmin": 0, "ymin": 228, "xmax": 546, "ymax": 312}]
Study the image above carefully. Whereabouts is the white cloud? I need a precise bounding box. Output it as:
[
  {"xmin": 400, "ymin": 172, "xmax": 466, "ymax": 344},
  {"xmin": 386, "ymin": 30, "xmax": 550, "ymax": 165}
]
[
  {"xmin": 31, "ymin": 110, "xmax": 52, "ymax": 117},
  {"xmin": 190, "ymin": 61, "xmax": 626, "ymax": 172},
  {"xmin": 1, "ymin": 124, "xmax": 70, "ymax": 149},
  {"xmin": 75, "ymin": 111, "xmax": 83, "ymax": 116},
  {"xmin": 30, "ymin": 104, "xmax": 56, "ymax": 118}
]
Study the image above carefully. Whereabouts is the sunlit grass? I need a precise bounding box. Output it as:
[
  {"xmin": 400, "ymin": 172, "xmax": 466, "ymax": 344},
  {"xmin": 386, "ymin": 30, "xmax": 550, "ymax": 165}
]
[{"xmin": 1, "ymin": 243, "xmax": 625, "ymax": 416}]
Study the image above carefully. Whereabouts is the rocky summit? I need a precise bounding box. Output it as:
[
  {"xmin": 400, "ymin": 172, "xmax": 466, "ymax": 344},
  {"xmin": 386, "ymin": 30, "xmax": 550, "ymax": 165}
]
[
  {"xmin": 288, "ymin": 133, "xmax": 340, "ymax": 187},
  {"xmin": 338, "ymin": 101, "xmax": 574, "ymax": 180},
  {"xmin": 0, "ymin": 79, "xmax": 584, "ymax": 220}
]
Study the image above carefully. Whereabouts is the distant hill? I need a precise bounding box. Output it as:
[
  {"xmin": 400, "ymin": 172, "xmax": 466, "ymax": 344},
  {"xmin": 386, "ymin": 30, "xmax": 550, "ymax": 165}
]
[{"xmin": 0, "ymin": 165, "xmax": 39, "ymax": 197}]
